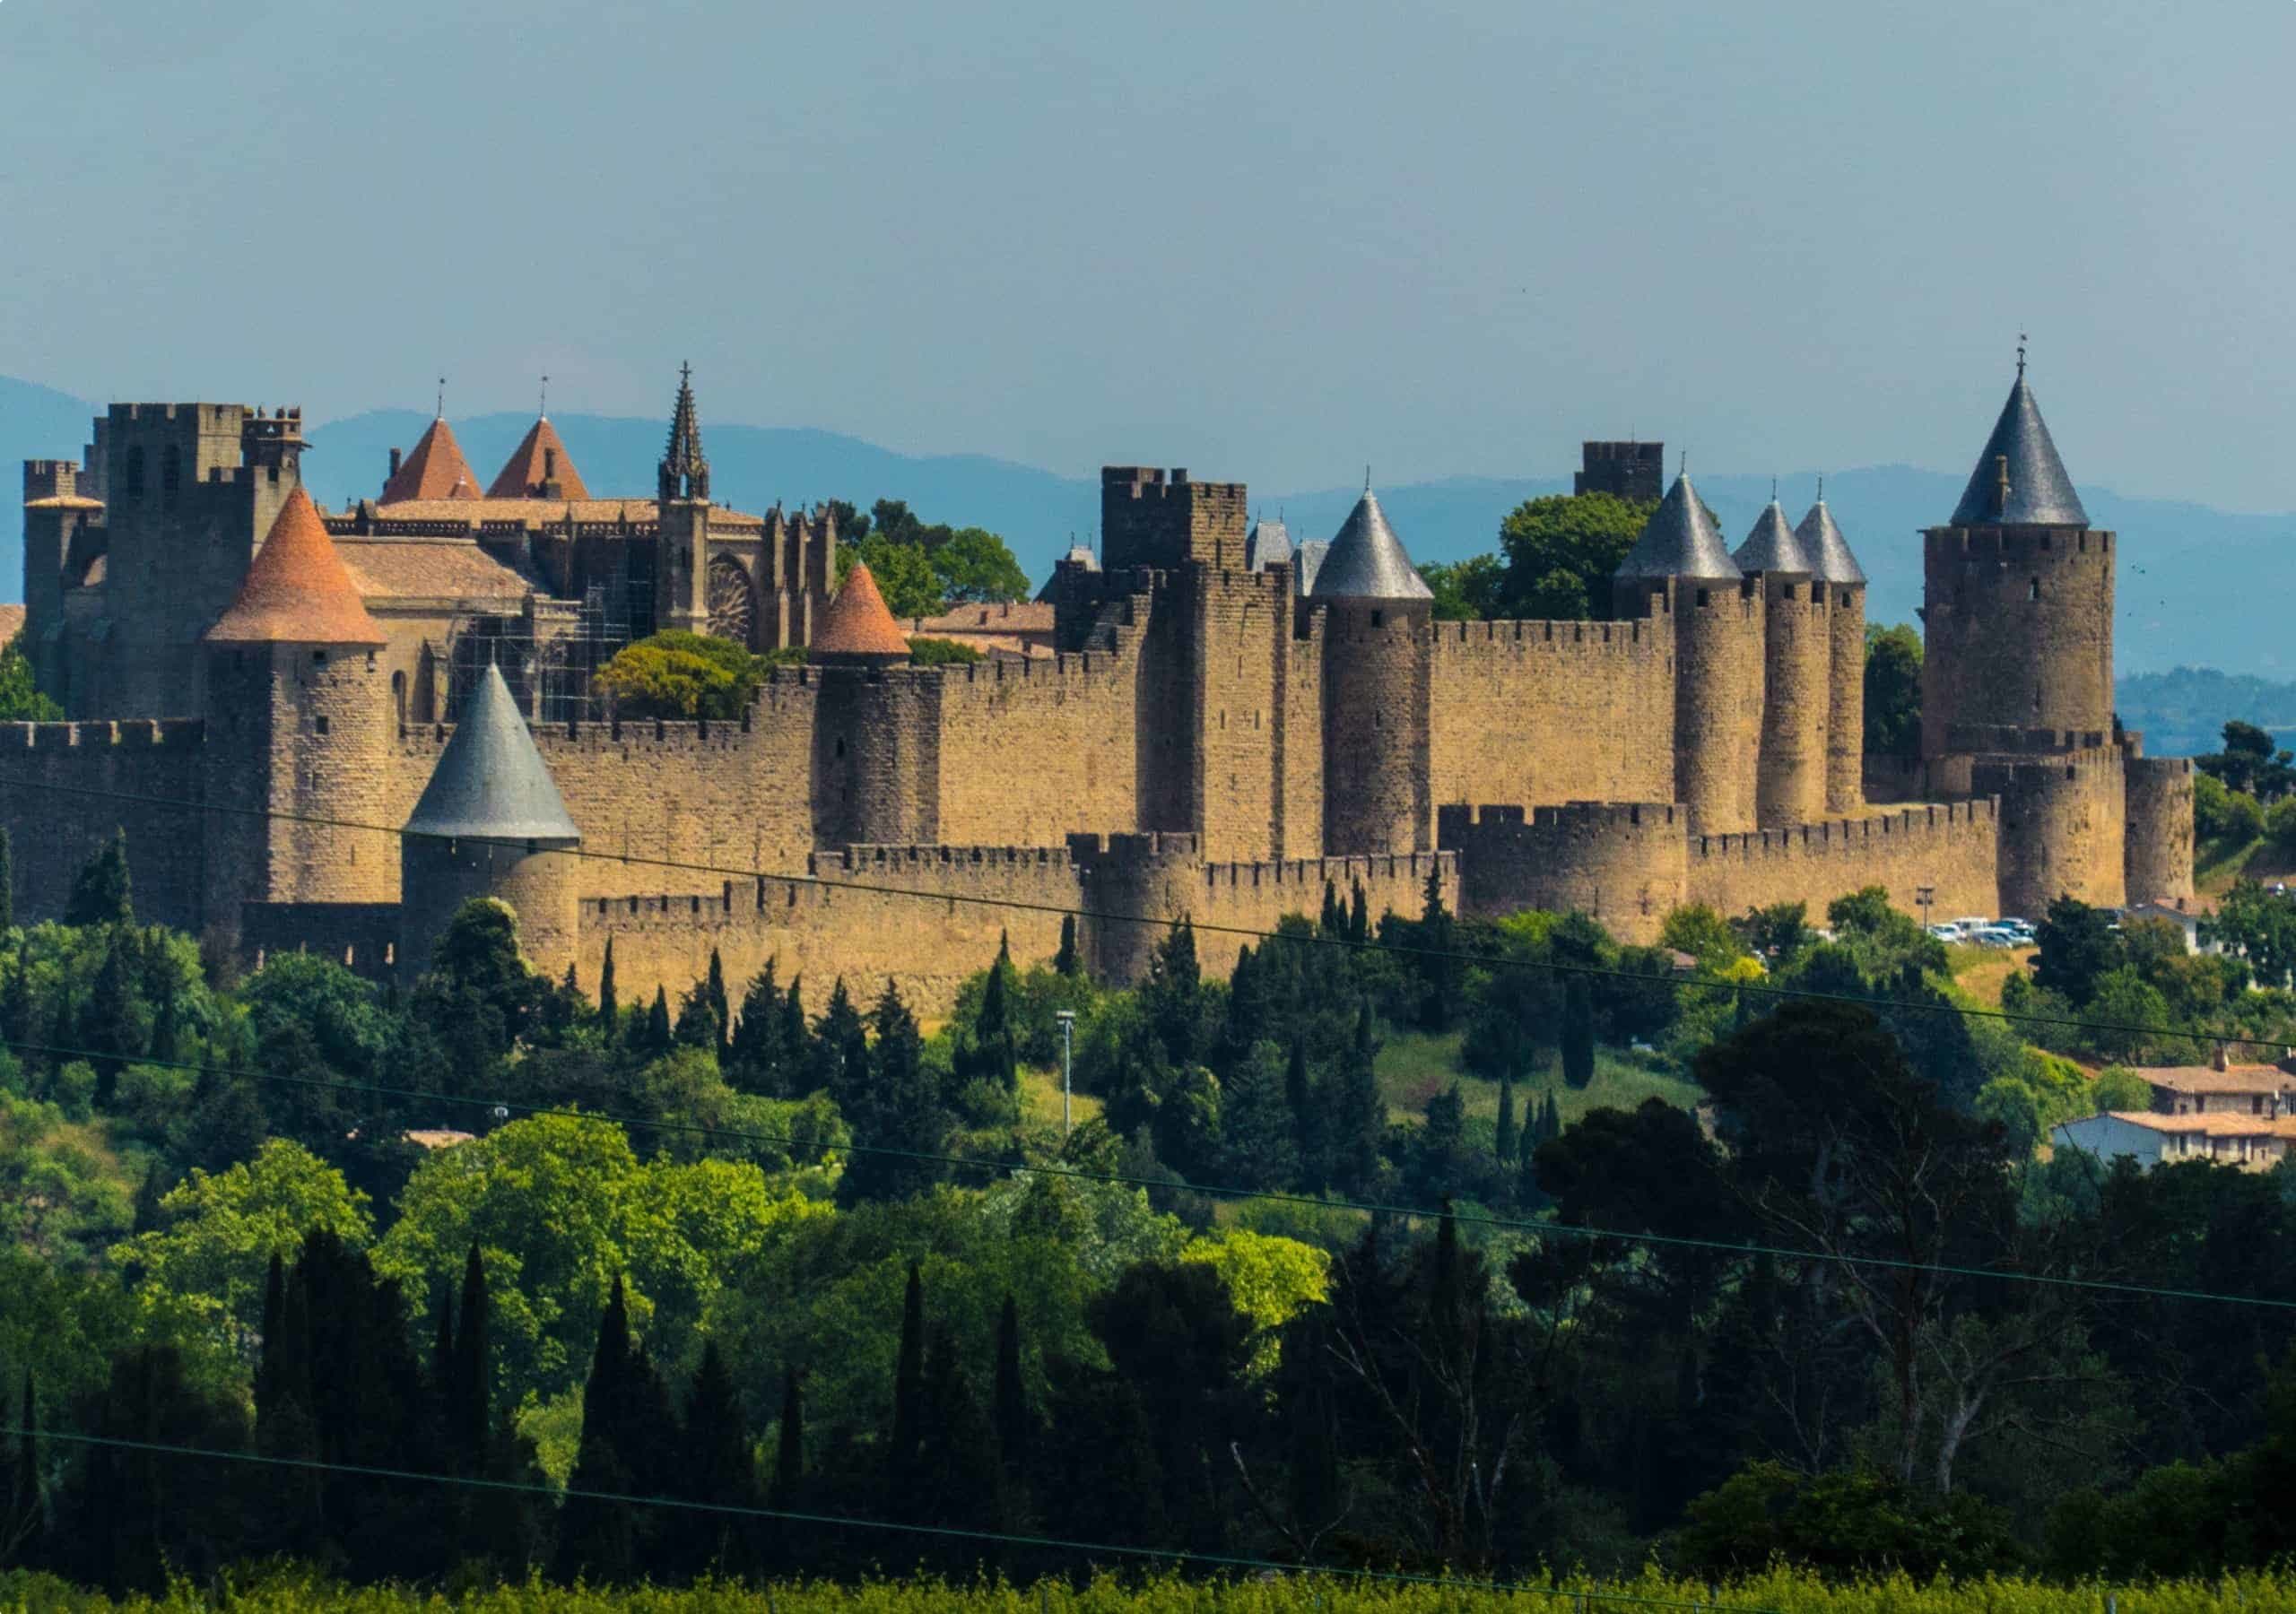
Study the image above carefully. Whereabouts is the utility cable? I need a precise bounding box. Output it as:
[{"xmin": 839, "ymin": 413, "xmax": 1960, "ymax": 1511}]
[
  {"xmin": 0, "ymin": 771, "xmax": 2278, "ymax": 1058},
  {"xmin": 4, "ymin": 1425, "xmax": 1779, "ymax": 1613},
  {"xmin": 13, "ymin": 1035, "xmax": 2293, "ymax": 1314}
]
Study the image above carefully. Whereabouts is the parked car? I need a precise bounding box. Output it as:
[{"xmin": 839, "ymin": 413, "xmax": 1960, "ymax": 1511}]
[{"xmin": 1926, "ymin": 922, "xmax": 1967, "ymax": 942}]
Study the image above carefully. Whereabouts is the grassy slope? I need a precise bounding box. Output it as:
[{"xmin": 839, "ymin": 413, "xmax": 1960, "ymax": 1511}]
[
  {"xmin": 1019, "ymin": 1064, "xmax": 1103, "ymax": 1131},
  {"xmin": 1374, "ymin": 1029, "xmax": 1704, "ymax": 1128}
]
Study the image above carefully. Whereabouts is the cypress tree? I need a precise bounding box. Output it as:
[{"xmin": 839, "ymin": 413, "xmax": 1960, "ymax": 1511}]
[
  {"xmin": 1561, "ymin": 977, "xmax": 1596, "ymax": 1089},
  {"xmin": 129, "ymin": 1166, "xmax": 167, "ymax": 1235},
  {"xmin": 772, "ymin": 1367, "xmax": 804, "ymax": 1503},
  {"xmin": 430, "ymin": 1282, "xmax": 455, "ymax": 1413},
  {"xmin": 891, "ymin": 1261, "xmax": 926, "ymax": 1469},
  {"xmin": 0, "ymin": 826, "xmax": 13, "ymax": 933},
  {"xmin": 678, "ymin": 1341, "xmax": 757, "ymax": 1576},
  {"xmin": 1054, "ymin": 912, "xmax": 1082, "ymax": 977},
  {"xmin": 705, "ymin": 948, "xmax": 730, "ymax": 1063},
  {"xmin": 969, "ymin": 934, "xmax": 1018, "ymax": 1094},
  {"xmin": 598, "ymin": 935, "xmax": 619, "ymax": 1027},
  {"xmin": 451, "ymin": 1243, "xmax": 490, "ymax": 1471},
  {"xmin": 1284, "ymin": 1037, "xmax": 1316, "ymax": 1175},
  {"xmin": 1329, "ymin": 999, "xmax": 1386, "ymax": 1195},
  {"xmin": 728, "ymin": 959, "xmax": 785, "ymax": 1095},
  {"xmin": 779, "ymin": 972, "xmax": 809, "ymax": 1085},
  {"xmin": 64, "ymin": 828, "xmax": 131, "ymax": 928},
  {"xmin": 1494, "ymin": 1076, "xmax": 1519, "ymax": 1167},
  {"xmin": 644, "ymin": 985, "xmax": 673, "ymax": 1056},
  {"xmin": 1518, "ymin": 1103, "xmax": 1552, "ymax": 1211},
  {"xmin": 0, "ymin": 951, "xmax": 27, "ymax": 1045},
  {"xmin": 813, "ymin": 978, "xmax": 868, "ymax": 1109},
  {"xmin": 560, "ymin": 1277, "xmax": 639, "ymax": 1584},
  {"xmin": 1416, "ymin": 865, "xmax": 1459, "ymax": 1031},
  {"xmin": 4, "ymin": 1369, "xmax": 36, "ymax": 1567},
  {"xmin": 1348, "ymin": 881, "xmax": 1369, "ymax": 947},
  {"xmin": 1221, "ymin": 1039, "xmax": 1300, "ymax": 1189},
  {"xmin": 1320, "ymin": 879, "xmax": 1341, "ymax": 935},
  {"xmin": 993, "ymin": 1292, "xmax": 1030, "ymax": 1471},
  {"xmin": 672, "ymin": 983, "xmax": 719, "ymax": 1052}
]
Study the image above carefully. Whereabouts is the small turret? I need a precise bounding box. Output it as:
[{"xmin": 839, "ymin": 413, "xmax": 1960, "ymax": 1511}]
[
  {"xmin": 204, "ymin": 487, "xmax": 385, "ymax": 648},
  {"xmin": 1799, "ymin": 494, "xmax": 1867, "ymax": 811},
  {"xmin": 1739, "ymin": 500, "xmax": 1827, "ymax": 828},
  {"xmin": 1308, "ymin": 488, "xmax": 1432, "ymax": 601},
  {"xmin": 1612, "ymin": 472, "xmax": 1739, "ymax": 598},
  {"xmin": 1946, "ymin": 371, "xmax": 2088, "ymax": 528},
  {"xmin": 489, "ymin": 414, "xmax": 590, "ymax": 500},
  {"xmin": 1317, "ymin": 486, "xmax": 1433, "ymax": 854},
  {"xmin": 1732, "ymin": 499, "xmax": 1813, "ymax": 577},
  {"xmin": 400, "ymin": 661, "xmax": 582, "ymax": 979},
  {"xmin": 810, "ymin": 561, "xmax": 911, "ymax": 664},
  {"xmin": 380, "ymin": 414, "xmax": 483, "ymax": 504}
]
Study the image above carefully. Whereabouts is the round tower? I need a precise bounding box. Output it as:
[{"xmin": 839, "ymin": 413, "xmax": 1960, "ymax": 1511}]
[
  {"xmin": 1313, "ymin": 487, "xmax": 1434, "ymax": 854},
  {"xmin": 200, "ymin": 487, "xmax": 394, "ymax": 950},
  {"xmin": 1613, "ymin": 473, "xmax": 1763, "ymax": 835},
  {"xmin": 399, "ymin": 660, "xmax": 583, "ymax": 979},
  {"xmin": 1921, "ymin": 366, "xmax": 2114, "ymax": 758},
  {"xmin": 2124, "ymin": 755, "xmax": 2196, "ymax": 907},
  {"xmin": 1734, "ymin": 499, "xmax": 1829, "ymax": 829},
  {"xmin": 807, "ymin": 560, "xmax": 933, "ymax": 847},
  {"xmin": 1797, "ymin": 495, "xmax": 1867, "ymax": 812}
]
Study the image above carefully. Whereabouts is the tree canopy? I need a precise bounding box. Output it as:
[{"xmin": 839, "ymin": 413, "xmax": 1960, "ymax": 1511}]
[{"xmin": 594, "ymin": 629, "xmax": 770, "ymax": 720}]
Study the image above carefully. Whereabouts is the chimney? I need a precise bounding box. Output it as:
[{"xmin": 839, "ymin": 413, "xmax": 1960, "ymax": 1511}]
[
  {"xmin": 1993, "ymin": 454, "xmax": 2011, "ymax": 516},
  {"xmin": 388, "ymin": 447, "xmax": 403, "ymax": 479},
  {"xmin": 540, "ymin": 445, "xmax": 561, "ymax": 499},
  {"xmin": 2212, "ymin": 1042, "xmax": 2230, "ymax": 1072}
]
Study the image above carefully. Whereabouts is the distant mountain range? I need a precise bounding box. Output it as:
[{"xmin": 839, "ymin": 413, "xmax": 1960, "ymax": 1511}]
[{"xmin": 9, "ymin": 375, "xmax": 2292, "ymax": 681}]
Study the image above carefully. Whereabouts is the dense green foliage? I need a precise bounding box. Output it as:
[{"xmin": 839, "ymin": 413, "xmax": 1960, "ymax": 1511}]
[
  {"xmin": 0, "ymin": 633, "xmax": 62, "ymax": 724},
  {"xmin": 3, "ymin": 837, "xmax": 2295, "ymax": 1594},
  {"xmin": 594, "ymin": 632, "xmax": 773, "ymax": 721},
  {"xmin": 1863, "ymin": 621, "xmax": 1923, "ymax": 758},
  {"xmin": 831, "ymin": 499, "xmax": 1031, "ymax": 618}
]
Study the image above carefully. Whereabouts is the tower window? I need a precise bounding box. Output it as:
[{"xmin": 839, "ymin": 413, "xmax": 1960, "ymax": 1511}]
[
  {"xmin": 161, "ymin": 445, "xmax": 182, "ymax": 503},
  {"xmin": 312, "ymin": 649, "xmax": 328, "ymax": 664},
  {"xmin": 2028, "ymin": 577, "xmax": 2040, "ymax": 602},
  {"xmin": 124, "ymin": 446, "xmax": 146, "ymax": 502},
  {"xmin": 314, "ymin": 716, "xmax": 329, "ymax": 735}
]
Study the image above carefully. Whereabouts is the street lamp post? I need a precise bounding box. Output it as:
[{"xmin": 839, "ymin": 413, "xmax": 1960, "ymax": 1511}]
[
  {"xmin": 1055, "ymin": 1011, "xmax": 1076, "ymax": 1137},
  {"xmin": 1917, "ymin": 884, "xmax": 1936, "ymax": 935}
]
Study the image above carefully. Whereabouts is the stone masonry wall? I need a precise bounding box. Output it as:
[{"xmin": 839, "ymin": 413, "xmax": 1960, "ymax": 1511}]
[
  {"xmin": 935, "ymin": 641, "xmax": 1147, "ymax": 846},
  {"xmin": 1439, "ymin": 802, "xmax": 1687, "ymax": 944},
  {"xmin": 1754, "ymin": 579, "xmax": 1830, "ymax": 828},
  {"xmin": 1188, "ymin": 568, "xmax": 1290, "ymax": 863},
  {"xmin": 1686, "ymin": 801, "xmax": 2001, "ymax": 928},
  {"xmin": 1427, "ymin": 619, "xmax": 1674, "ymax": 812},
  {"xmin": 1977, "ymin": 747, "xmax": 2127, "ymax": 916},
  {"xmin": 2125, "ymin": 755, "xmax": 2196, "ymax": 907},
  {"xmin": 1922, "ymin": 525, "xmax": 2115, "ymax": 759},
  {"xmin": 1674, "ymin": 582, "xmax": 1766, "ymax": 835},
  {"xmin": 0, "ymin": 719, "xmax": 209, "ymax": 933},
  {"xmin": 1281, "ymin": 622, "xmax": 1326, "ymax": 860}
]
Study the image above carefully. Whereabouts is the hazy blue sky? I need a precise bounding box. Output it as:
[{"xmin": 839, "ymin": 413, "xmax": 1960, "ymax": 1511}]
[{"xmin": 4, "ymin": 0, "xmax": 2288, "ymax": 507}]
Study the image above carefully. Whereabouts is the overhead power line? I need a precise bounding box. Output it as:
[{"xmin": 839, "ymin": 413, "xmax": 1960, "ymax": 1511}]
[
  {"xmin": 3, "ymin": 1425, "xmax": 1779, "ymax": 1614},
  {"xmin": 11, "ymin": 1034, "xmax": 2291, "ymax": 1314},
  {"xmin": 0, "ymin": 771, "xmax": 2276, "ymax": 1057}
]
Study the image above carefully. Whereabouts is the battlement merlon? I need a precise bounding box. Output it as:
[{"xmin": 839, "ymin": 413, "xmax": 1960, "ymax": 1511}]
[
  {"xmin": 23, "ymin": 460, "xmax": 84, "ymax": 502},
  {"xmin": 1100, "ymin": 465, "xmax": 1249, "ymax": 571},
  {"xmin": 0, "ymin": 717, "xmax": 206, "ymax": 751}
]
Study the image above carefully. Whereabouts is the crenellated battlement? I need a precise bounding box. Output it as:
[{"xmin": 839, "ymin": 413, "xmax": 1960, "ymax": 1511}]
[
  {"xmin": 0, "ymin": 717, "xmax": 205, "ymax": 751},
  {"xmin": 818, "ymin": 842, "xmax": 1077, "ymax": 875},
  {"xmin": 1947, "ymin": 724, "xmax": 2114, "ymax": 755},
  {"xmin": 1428, "ymin": 617, "xmax": 1668, "ymax": 659},
  {"xmin": 1689, "ymin": 798, "xmax": 1999, "ymax": 863}
]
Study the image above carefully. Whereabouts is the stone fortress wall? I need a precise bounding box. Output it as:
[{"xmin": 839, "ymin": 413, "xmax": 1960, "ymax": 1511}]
[{"xmin": 6, "ymin": 381, "xmax": 2196, "ymax": 1018}]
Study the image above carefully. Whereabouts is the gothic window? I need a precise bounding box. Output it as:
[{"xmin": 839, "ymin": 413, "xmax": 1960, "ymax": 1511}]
[
  {"xmin": 161, "ymin": 445, "xmax": 182, "ymax": 503},
  {"xmin": 124, "ymin": 447, "xmax": 146, "ymax": 502}
]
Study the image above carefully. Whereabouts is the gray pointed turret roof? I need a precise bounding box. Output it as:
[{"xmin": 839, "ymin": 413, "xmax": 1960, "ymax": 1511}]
[
  {"xmin": 1795, "ymin": 499, "xmax": 1866, "ymax": 585},
  {"xmin": 1614, "ymin": 473, "xmax": 1741, "ymax": 582},
  {"xmin": 1732, "ymin": 500, "xmax": 1813, "ymax": 575},
  {"xmin": 1947, "ymin": 374, "xmax": 2088, "ymax": 526},
  {"xmin": 404, "ymin": 662, "xmax": 580, "ymax": 846},
  {"xmin": 1244, "ymin": 516, "xmax": 1292, "ymax": 570},
  {"xmin": 1294, "ymin": 540, "xmax": 1330, "ymax": 594},
  {"xmin": 1309, "ymin": 489, "xmax": 1432, "ymax": 600}
]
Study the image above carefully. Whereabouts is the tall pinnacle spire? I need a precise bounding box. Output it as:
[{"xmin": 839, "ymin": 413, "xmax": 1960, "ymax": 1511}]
[
  {"xmin": 658, "ymin": 361, "xmax": 709, "ymax": 502},
  {"xmin": 1945, "ymin": 360, "xmax": 2087, "ymax": 527}
]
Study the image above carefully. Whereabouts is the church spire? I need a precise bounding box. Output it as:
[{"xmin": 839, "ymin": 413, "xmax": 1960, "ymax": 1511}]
[{"xmin": 658, "ymin": 361, "xmax": 709, "ymax": 502}]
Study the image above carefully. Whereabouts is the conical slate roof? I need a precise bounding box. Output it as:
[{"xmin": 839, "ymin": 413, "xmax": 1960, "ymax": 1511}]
[
  {"xmin": 812, "ymin": 561, "xmax": 911, "ymax": 658},
  {"xmin": 487, "ymin": 416, "xmax": 590, "ymax": 500},
  {"xmin": 404, "ymin": 662, "xmax": 580, "ymax": 846},
  {"xmin": 1732, "ymin": 500, "xmax": 1813, "ymax": 575},
  {"xmin": 1947, "ymin": 374, "xmax": 2088, "ymax": 526},
  {"xmin": 1795, "ymin": 499, "xmax": 1866, "ymax": 586},
  {"xmin": 1309, "ymin": 490, "xmax": 1432, "ymax": 600},
  {"xmin": 206, "ymin": 488, "xmax": 387, "ymax": 646},
  {"xmin": 1615, "ymin": 473, "xmax": 1741, "ymax": 582},
  {"xmin": 381, "ymin": 416, "xmax": 483, "ymax": 503}
]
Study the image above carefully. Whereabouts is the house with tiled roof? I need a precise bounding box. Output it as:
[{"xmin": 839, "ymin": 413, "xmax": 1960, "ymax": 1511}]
[{"xmin": 2052, "ymin": 1109, "xmax": 2295, "ymax": 1174}]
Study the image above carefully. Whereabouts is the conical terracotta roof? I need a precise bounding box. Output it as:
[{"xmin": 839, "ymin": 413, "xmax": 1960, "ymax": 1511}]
[
  {"xmin": 206, "ymin": 488, "xmax": 387, "ymax": 646},
  {"xmin": 1946, "ymin": 373, "xmax": 2088, "ymax": 527},
  {"xmin": 1615, "ymin": 473, "xmax": 1740, "ymax": 582},
  {"xmin": 381, "ymin": 416, "xmax": 483, "ymax": 504},
  {"xmin": 1732, "ymin": 500, "xmax": 1813, "ymax": 575},
  {"xmin": 486, "ymin": 416, "xmax": 590, "ymax": 500},
  {"xmin": 404, "ymin": 662, "xmax": 579, "ymax": 846},
  {"xmin": 811, "ymin": 562, "xmax": 911, "ymax": 659}
]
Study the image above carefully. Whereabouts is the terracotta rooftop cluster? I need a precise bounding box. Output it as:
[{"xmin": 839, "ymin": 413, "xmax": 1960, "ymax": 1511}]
[{"xmin": 380, "ymin": 414, "xmax": 590, "ymax": 504}]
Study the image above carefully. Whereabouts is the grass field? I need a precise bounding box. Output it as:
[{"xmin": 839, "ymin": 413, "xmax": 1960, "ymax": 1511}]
[
  {"xmin": 1944, "ymin": 941, "xmax": 2033, "ymax": 1009},
  {"xmin": 1019, "ymin": 1065, "xmax": 1102, "ymax": 1131},
  {"xmin": 12, "ymin": 1569, "xmax": 2283, "ymax": 1614},
  {"xmin": 1375, "ymin": 1029, "xmax": 1705, "ymax": 1128}
]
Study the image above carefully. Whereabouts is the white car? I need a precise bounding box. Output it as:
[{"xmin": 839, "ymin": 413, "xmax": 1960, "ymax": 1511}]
[{"xmin": 1926, "ymin": 922, "xmax": 1967, "ymax": 942}]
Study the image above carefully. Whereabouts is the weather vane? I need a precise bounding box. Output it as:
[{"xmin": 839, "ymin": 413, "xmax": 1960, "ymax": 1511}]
[
  {"xmin": 2016, "ymin": 332, "xmax": 2028, "ymax": 378},
  {"xmin": 435, "ymin": 376, "xmax": 446, "ymax": 418},
  {"xmin": 539, "ymin": 375, "xmax": 549, "ymax": 417}
]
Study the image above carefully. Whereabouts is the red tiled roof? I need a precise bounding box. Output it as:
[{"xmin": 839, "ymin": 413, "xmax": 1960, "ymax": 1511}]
[
  {"xmin": 381, "ymin": 417, "xmax": 483, "ymax": 504},
  {"xmin": 335, "ymin": 539, "xmax": 533, "ymax": 604},
  {"xmin": 812, "ymin": 562, "xmax": 910, "ymax": 658},
  {"xmin": 206, "ymin": 489, "xmax": 387, "ymax": 646},
  {"xmin": 486, "ymin": 416, "xmax": 590, "ymax": 500}
]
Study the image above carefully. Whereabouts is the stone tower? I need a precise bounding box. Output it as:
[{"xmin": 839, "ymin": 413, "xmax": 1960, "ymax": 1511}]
[
  {"xmin": 199, "ymin": 487, "xmax": 393, "ymax": 950},
  {"xmin": 1316, "ymin": 486, "xmax": 1435, "ymax": 855},
  {"xmin": 654, "ymin": 364, "xmax": 713, "ymax": 637},
  {"xmin": 808, "ymin": 560, "xmax": 935, "ymax": 848},
  {"xmin": 1613, "ymin": 473, "xmax": 1764, "ymax": 834},
  {"xmin": 20, "ymin": 461, "xmax": 102, "ymax": 700},
  {"xmin": 399, "ymin": 660, "xmax": 584, "ymax": 978},
  {"xmin": 1920, "ymin": 366, "xmax": 2113, "ymax": 758},
  {"xmin": 1734, "ymin": 499, "xmax": 1830, "ymax": 829},
  {"xmin": 1575, "ymin": 441, "xmax": 1665, "ymax": 502},
  {"xmin": 1797, "ymin": 496, "xmax": 1867, "ymax": 812}
]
